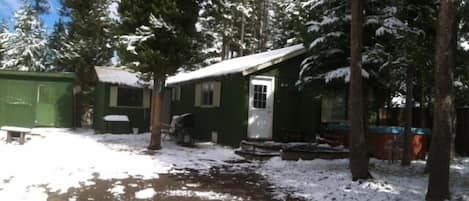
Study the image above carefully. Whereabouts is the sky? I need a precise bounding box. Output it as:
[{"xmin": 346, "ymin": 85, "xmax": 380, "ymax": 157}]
[{"xmin": 0, "ymin": 0, "xmax": 61, "ymax": 31}]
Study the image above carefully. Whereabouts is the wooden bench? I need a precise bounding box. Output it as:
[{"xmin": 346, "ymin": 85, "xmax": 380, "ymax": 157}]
[{"xmin": 1, "ymin": 126, "xmax": 32, "ymax": 145}]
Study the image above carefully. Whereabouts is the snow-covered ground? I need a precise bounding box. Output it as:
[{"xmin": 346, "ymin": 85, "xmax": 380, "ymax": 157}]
[
  {"xmin": 260, "ymin": 157, "xmax": 469, "ymax": 201},
  {"xmin": 0, "ymin": 128, "xmax": 243, "ymax": 200},
  {"xmin": 1, "ymin": 128, "xmax": 468, "ymax": 201}
]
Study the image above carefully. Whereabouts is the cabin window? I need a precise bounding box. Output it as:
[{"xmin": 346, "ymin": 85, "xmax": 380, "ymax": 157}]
[
  {"xmin": 171, "ymin": 86, "xmax": 181, "ymax": 101},
  {"xmin": 253, "ymin": 84, "xmax": 267, "ymax": 109},
  {"xmin": 110, "ymin": 86, "xmax": 149, "ymax": 108},
  {"xmin": 194, "ymin": 82, "xmax": 221, "ymax": 107},
  {"xmin": 321, "ymin": 93, "xmax": 347, "ymax": 122},
  {"xmin": 117, "ymin": 87, "xmax": 143, "ymax": 107}
]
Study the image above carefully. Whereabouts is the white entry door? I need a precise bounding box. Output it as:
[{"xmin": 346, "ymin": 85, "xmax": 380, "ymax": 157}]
[{"xmin": 248, "ymin": 76, "xmax": 275, "ymax": 139}]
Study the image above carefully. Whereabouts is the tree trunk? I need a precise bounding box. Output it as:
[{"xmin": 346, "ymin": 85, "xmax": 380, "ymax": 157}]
[
  {"xmin": 74, "ymin": 64, "xmax": 83, "ymax": 128},
  {"xmin": 349, "ymin": 0, "xmax": 370, "ymax": 181},
  {"xmin": 257, "ymin": 0, "xmax": 267, "ymax": 52},
  {"xmin": 240, "ymin": 0, "xmax": 246, "ymax": 57},
  {"xmin": 402, "ymin": 66, "xmax": 414, "ymax": 166},
  {"xmin": 425, "ymin": 0, "xmax": 458, "ymax": 200},
  {"xmin": 148, "ymin": 76, "xmax": 165, "ymax": 150},
  {"xmin": 419, "ymin": 72, "xmax": 427, "ymax": 128}
]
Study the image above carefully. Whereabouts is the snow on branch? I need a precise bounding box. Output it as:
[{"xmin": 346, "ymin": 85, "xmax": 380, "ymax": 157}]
[
  {"xmin": 309, "ymin": 31, "xmax": 345, "ymax": 49},
  {"xmin": 375, "ymin": 6, "xmax": 424, "ymax": 37},
  {"xmin": 236, "ymin": 4, "xmax": 253, "ymax": 17},
  {"xmin": 149, "ymin": 14, "xmax": 174, "ymax": 31},
  {"xmin": 119, "ymin": 13, "xmax": 173, "ymax": 55},
  {"xmin": 318, "ymin": 67, "xmax": 370, "ymax": 83},
  {"xmin": 302, "ymin": 0, "xmax": 324, "ymax": 9}
]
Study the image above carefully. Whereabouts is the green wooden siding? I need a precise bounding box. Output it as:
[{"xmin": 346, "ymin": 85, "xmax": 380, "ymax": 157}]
[
  {"xmin": 171, "ymin": 75, "xmax": 248, "ymax": 146},
  {"xmin": 93, "ymin": 82, "xmax": 152, "ymax": 133},
  {"xmin": 0, "ymin": 71, "xmax": 75, "ymax": 128},
  {"xmin": 170, "ymin": 54, "xmax": 322, "ymax": 147}
]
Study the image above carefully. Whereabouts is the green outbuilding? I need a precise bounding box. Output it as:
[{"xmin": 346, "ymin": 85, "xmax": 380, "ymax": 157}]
[
  {"xmin": 167, "ymin": 44, "xmax": 323, "ymax": 147},
  {"xmin": 93, "ymin": 66, "xmax": 152, "ymax": 134},
  {"xmin": 0, "ymin": 70, "xmax": 75, "ymax": 128}
]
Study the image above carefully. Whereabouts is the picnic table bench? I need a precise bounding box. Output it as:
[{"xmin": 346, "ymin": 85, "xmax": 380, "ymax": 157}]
[{"xmin": 1, "ymin": 126, "xmax": 32, "ymax": 145}]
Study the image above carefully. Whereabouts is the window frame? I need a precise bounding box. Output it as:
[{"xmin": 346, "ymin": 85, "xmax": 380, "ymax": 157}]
[
  {"xmin": 109, "ymin": 86, "xmax": 150, "ymax": 109},
  {"xmin": 195, "ymin": 81, "xmax": 221, "ymax": 108}
]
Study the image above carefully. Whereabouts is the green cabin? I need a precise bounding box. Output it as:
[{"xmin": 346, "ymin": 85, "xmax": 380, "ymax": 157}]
[
  {"xmin": 93, "ymin": 66, "xmax": 152, "ymax": 133},
  {"xmin": 0, "ymin": 70, "xmax": 75, "ymax": 128},
  {"xmin": 167, "ymin": 44, "xmax": 323, "ymax": 147}
]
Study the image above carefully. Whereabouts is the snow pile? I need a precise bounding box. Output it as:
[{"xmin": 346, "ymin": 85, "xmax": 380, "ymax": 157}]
[
  {"xmin": 135, "ymin": 188, "xmax": 157, "ymax": 199},
  {"xmin": 95, "ymin": 66, "xmax": 151, "ymax": 88},
  {"xmin": 109, "ymin": 184, "xmax": 125, "ymax": 196},
  {"xmin": 260, "ymin": 157, "xmax": 469, "ymax": 201},
  {"xmin": 0, "ymin": 129, "xmax": 241, "ymax": 200},
  {"xmin": 167, "ymin": 44, "xmax": 306, "ymax": 85},
  {"xmin": 166, "ymin": 190, "xmax": 244, "ymax": 201}
]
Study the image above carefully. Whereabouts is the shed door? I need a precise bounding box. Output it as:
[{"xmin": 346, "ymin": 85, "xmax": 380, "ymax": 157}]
[
  {"xmin": 4, "ymin": 81, "xmax": 36, "ymax": 127},
  {"xmin": 35, "ymin": 85, "xmax": 56, "ymax": 126},
  {"xmin": 248, "ymin": 76, "xmax": 275, "ymax": 139}
]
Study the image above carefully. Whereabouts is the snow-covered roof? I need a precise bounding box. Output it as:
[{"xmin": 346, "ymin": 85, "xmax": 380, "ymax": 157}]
[
  {"xmin": 167, "ymin": 44, "xmax": 307, "ymax": 85},
  {"xmin": 95, "ymin": 66, "xmax": 151, "ymax": 88}
]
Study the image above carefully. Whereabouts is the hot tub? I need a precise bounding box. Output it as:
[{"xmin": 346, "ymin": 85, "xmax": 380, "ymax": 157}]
[
  {"xmin": 324, "ymin": 124, "xmax": 432, "ymax": 160},
  {"xmin": 368, "ymin": 126, "xmax": 431, "ymax": 160}
]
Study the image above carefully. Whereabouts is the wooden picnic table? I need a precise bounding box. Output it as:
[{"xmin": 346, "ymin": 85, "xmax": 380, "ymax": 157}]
[{"xmin": 1, "ymin": 126, "xmax": 32, "ymax": 145}]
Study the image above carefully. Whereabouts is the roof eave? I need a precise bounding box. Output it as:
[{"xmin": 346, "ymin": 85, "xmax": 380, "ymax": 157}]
[{"xmin": 241, "ymin": 48, "xmax": 307, "ymax": 76}]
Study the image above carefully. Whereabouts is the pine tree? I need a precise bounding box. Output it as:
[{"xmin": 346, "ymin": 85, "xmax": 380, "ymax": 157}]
[
  {"xmin": 31, "ymin": 0, "xmax": 50, "ymax": 14},
  {"xmin": 197, "ymin": 0, "xmax": 302, "ymax": 62},
  {"xmin": 371, "ymin": 0, "xmax": 437, "ymax": 165},
  {"xmin": 118, "ymin": 0, "xmax": 200, "ymax": 150},
  {"xmin": 61, "ymin": 0, "xmax": 117, "ymax": 126},
  {"xmin": 0, "ymin": 21, "xmax": 7, "ymax": 62},
  {"xmin": 269, "ymin": 0, "xmax": 307, "ymax": 49},
  {"xmin": 298, "ymin": 0, "xmax": 351, "ymax": 87},
  {"xmin": 48, "ymin": 19, "xmax": 79, "ymax": 71},
  {"xmin": 0, "ymin": 2, "xmax": 50, "ymax": 72},
  {"xmin": 198, "ymin": 0, "xmax": 252, "ymax": 60}
]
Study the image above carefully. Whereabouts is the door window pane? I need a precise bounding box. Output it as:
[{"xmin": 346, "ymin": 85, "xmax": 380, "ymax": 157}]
[{"xmin": 253, "ymin": 84, "xmax": 267, "ymax": 109}]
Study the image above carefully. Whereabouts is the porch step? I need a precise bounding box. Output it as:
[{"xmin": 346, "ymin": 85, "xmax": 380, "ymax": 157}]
[
  {"xmin": 236, "ymin": 140, "xmax": 350, "ymax": 161},
  {"xmin": 235, "ymin": 140, "xmax": 282, "ymax": 158}
]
